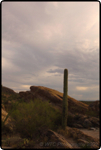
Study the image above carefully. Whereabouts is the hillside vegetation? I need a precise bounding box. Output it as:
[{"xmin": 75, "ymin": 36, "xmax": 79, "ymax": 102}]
[
  {"xmin": 20, "ymin": 85, "xmax": 88, "ymax": 115},
  {"xmin": 1, "ymin": 85, "xmax": 99, "ymax": 149}
]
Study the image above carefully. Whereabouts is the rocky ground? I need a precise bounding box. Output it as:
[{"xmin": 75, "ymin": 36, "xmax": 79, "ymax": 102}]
[
  {"xmin": 79, "ymin": 128, "xmax": 99, "ymax": 139},
  {"xmin": 1, "ymin": 127, "xmax": 100, "ymax": 149},
  {"xmin": 1, "ymin": 85, "xmax": 100, "ymax": 149}
]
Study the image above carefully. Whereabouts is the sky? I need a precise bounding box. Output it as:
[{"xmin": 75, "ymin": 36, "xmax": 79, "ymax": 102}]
[{"xmin": 2, "ymin": 2, "xmax": 99, "ymax": 101}]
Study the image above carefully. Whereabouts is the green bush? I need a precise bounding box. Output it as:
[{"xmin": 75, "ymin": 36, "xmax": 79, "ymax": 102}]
[
  {"xmin": 2, "ymin": 93, "xmax": 24, "ymax": 112},
  {"xmin": 10, "ymin": 99, "xmax": 62, "ymax": 139}
]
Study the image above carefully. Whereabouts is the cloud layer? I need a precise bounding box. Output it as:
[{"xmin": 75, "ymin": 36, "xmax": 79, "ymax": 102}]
[{"xmin": 2, "ymin": 2, "xmax": 99, "ymax": 100}]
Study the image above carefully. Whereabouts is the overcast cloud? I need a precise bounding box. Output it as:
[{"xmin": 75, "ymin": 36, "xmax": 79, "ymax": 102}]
[{"xmin": 2, "ymin": 2, "xmax": 99, "ymax": 100}]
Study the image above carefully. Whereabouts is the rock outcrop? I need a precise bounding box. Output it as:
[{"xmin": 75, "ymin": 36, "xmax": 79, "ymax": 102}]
[
  {"xmin": 18, "ymin": 86, "xmax": 99, "ymax": 129},
  {"xmin": 2, "ymin": 86, "xmax": 15, "ymax": 95},
  {"xmin": 2, "ymin": 108, "xmax": 14, "ymax": 133},
  {"xmin": 2, "ymin": 85, "xmax": 100, "ymax": 149},
  {"xmin": 19, "ymin": 85, "xmax": 88, "ymax": 115},
  {"xmin": 39, "ymin": 129, "xmax": 73, "ymax": 148},
  {"xmin": 67, "ymin": 113, "xmax": 99, "ymax": 128}
]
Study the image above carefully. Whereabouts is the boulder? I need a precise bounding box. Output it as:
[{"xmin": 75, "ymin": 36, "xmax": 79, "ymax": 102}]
[
  {"xmin": 18, "ymin": 86, "xmax": 99, "ymax": 129},
  {"xmin": 39, "ymin": 129, "xmax": 73, "ymax": 148},
  {"xmin": 30, "ymin": 86, "xmax": 62, "ymax": 107},
  {"xmin": 83, "ymin": 119, "xmax": 92, "ymax": 128},
  {"xmin": 73, "ymin": 124, "xmax": 83, "ymax": 128},
  {"xmin": 18, "ymin": 85, "xmax": 89, "ymax": 115},
  {"xmin": 77, "ymin": 139, "xmax": 89, "ymax": 147},
  {"xmin": 19, "ymin": 91, "xmax": 35, "ymax": 102},
  {"xmin": 89, "ymin": 117, "xmax": 99, "ymax": 127},
  {"xmin": 89, "ymin": 127, "xmax": 96, "ymax": 130},
  {"xmin": 78, "ymin": 115, "xmax": 87, "ymax": 123},
  {"xmin": 68, "ymin": 114, "xmax": 99, "ymax": 129},
  {"xmin": 2, "ymin": 108, "xmax": 14, "ymax": 133}
]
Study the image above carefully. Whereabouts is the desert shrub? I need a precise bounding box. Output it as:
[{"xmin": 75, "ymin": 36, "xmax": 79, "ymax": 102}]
[
  {"xmin": 2, "ymin": 93, "xmax": 24, "ymax": 112},
  {"xmin": 85, "ymin": 110, "xmax": 98, "ymax": 118},
  {"xmin": 10, "ymin": 99, "xmax": 62, "ymax": 139}
]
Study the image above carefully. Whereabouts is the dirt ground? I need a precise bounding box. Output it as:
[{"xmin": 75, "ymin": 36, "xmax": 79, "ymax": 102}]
[
  {"xmin": 1, "ymin": 128, "xmax": 100, "ymax": 149},
  {"xmin": 79, "ymin": 128, "xmax": 100, "ymax": 139}
]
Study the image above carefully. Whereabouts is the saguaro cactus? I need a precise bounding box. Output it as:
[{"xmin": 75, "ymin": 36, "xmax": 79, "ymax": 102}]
[{"xmin": 62, "ymin": 68, "xmax": 68, "ymax": 129}]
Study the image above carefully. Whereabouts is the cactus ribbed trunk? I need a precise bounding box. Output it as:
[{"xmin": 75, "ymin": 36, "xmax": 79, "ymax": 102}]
[{"xmin": 62, "ymin": 69, "xmax": 68, "ymax": 129}]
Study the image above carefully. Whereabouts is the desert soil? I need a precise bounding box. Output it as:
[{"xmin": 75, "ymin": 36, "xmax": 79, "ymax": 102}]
[
  {"xmin": 1, "ymin": 128, "xmax": 100, "ymax": 149},
  {"xmin": 67, "ymin": 128, "xmax": 100, "ymax": 149},
  {"xmin": 79, "ymin": 128, "xmax": 99, "ymax": 139}
]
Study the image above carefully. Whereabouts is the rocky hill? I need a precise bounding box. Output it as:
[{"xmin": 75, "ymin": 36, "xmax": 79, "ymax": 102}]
[
  {"xmin": 19, "ymin": 85, "xmax": 88, "ymax": 115},
  {"xmin": 2, "ymin": 85, "xmax": 99, "ymax": 122},
  {"xmin": 1, "ymin": 85, "xmax": 100, "ymax": 149},
  {"xmin": 18, "ymin": 86, "xmax": 99, "ymax": 128},
  {"xmin": 2, "ymin": 85, "xmax": 15, "ymax": 95}
]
